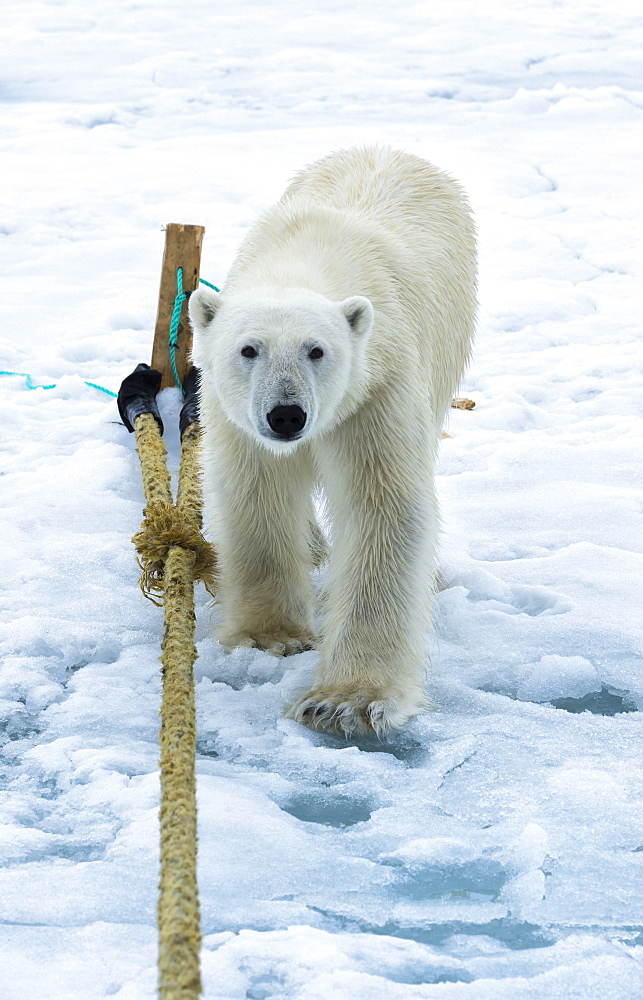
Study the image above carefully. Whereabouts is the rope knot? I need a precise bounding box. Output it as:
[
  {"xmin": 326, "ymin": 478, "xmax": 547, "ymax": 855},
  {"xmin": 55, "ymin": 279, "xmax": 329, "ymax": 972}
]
[{"xmin": 132, "ymin": 500, "xmax": 217, "ymax": 605}]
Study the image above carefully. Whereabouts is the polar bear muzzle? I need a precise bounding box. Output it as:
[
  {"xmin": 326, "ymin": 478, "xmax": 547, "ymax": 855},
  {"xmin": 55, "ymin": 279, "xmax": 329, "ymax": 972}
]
[{"xmin": 266, "ymin": 404, "xmax": 307, "ymax": 440}]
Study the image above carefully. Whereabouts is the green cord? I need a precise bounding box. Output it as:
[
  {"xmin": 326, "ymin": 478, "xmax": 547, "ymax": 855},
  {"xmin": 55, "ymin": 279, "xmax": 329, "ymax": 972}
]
[
  {"xmin": 169, "ymin": 267, "xmax": 187, "ymax": 394},
  {"xmin": 199, "ymin": 277, "xmax": 220, "ymax": 291},
  {"xmin": 169, "ymin": 272, "xmax": 221, "ymax": 394},
  {"xmin": 0, "ymin": 370, "xmax": 117, "ymax": 397},
  {"xmin": 83, "ymin": 381, "xmax": 118, "ymax": 397}
]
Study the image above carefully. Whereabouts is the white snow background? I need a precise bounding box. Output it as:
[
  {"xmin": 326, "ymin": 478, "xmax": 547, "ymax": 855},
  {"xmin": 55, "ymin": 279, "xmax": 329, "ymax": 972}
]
[{"xmin": 1, "ymin": 1, "xmax": 642, "ymax": 997}]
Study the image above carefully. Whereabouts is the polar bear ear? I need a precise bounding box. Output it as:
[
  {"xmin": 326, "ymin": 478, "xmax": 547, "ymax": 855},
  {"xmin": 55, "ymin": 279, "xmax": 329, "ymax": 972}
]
[
  {"xmin": 188, "ymin": 287, "xmax": 222, "ymax": 330},
  {"xmin": 338, "ymin": 296, "xmax": 374, "ymax": 339}
]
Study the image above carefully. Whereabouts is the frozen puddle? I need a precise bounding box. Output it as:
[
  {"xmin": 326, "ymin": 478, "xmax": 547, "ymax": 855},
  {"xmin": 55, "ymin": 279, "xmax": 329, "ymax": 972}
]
[
  {"xmin": 280, "ymin": 791, "xmax": 375, "ymax": 828},
  {"xmin": 549, "ymin": 686, "xmax": 638, "ymax": 716}
]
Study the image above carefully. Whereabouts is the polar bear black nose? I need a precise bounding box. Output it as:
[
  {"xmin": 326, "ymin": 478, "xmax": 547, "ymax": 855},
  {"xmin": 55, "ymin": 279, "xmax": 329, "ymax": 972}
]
[{"xmin": 267, "ymin": 405, "xmax": 307, "ymax": 438}]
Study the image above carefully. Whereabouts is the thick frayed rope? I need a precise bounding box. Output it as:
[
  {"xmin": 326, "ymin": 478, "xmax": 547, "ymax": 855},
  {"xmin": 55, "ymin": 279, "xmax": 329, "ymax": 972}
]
[
  {"xmin": 131, "ymin": 409, "xmax": 214, "ymax": 1000},
  {"xmin": 134, "ymin": 412, "xmax": 174, "ymax": 506},
  {"xmin": 131, "ymin": 414, "xmax": 216, "ymax": 604},
  {"xmin": 158, "ymin": 542, "xmax": 201, "ymax": 1000},
  {"xmin": 133, "ymin": 502, "xmax": 216, "ymax": 605}
]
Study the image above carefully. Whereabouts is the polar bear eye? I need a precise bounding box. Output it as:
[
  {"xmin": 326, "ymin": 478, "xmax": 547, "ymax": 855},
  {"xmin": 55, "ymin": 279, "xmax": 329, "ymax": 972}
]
[
  {"xmin": 241, "ymin": 346, "xmax": 258, "ymax": 359},
  {"xmin": 309, "ymin": 347, "xmax": 324, "ymax": 360}
]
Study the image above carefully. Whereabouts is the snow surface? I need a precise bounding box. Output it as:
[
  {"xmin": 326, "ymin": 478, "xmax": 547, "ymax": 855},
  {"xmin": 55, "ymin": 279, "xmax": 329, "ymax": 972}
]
[{"xmin": 1, "ymin": 1, "xmax": 643, "ymax": 997}]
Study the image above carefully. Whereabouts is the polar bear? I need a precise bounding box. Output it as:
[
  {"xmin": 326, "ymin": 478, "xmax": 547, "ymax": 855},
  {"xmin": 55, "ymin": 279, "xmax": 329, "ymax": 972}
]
[{"xmin": 189, "ymin": 146, "xmax": 476, "ymax": 735}]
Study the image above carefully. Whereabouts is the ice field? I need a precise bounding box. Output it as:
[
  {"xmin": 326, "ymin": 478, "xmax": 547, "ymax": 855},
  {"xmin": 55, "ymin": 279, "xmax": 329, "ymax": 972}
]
[{"xmin": 1, "ymin": 0, "xmax": 642, "ymax": 997}]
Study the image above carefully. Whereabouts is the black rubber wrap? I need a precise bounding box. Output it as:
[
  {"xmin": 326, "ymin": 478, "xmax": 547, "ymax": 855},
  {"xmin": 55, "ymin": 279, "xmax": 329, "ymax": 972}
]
[
  {"xmin": 179, "ymin": 367, "xmax": 201, "ymax": 439},
  {"xmin": 117, "ymin": 363, "xmax": 164, "ymax": 434}
]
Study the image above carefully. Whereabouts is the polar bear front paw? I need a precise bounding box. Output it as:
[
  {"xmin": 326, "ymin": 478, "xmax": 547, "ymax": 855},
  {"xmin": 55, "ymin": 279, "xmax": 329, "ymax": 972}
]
[
  {"xmin": 220, "ymin": 630, "xmax": 316, "ymax": 657},
  {"xmin": 285, "ymin": 689, "xmax": 415, "ymax": 737}
]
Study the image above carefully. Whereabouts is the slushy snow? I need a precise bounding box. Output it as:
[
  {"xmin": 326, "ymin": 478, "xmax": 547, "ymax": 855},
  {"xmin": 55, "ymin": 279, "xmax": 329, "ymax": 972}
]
[{"xmin": 1, "ymin": 1, "xmax": 642, "ymax": 998}]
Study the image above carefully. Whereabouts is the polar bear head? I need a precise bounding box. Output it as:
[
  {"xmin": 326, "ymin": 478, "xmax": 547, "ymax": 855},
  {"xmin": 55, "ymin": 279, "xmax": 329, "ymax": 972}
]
[{"xmin": 189, "ymin": 288, "xmax": 374, "ymax": 453}]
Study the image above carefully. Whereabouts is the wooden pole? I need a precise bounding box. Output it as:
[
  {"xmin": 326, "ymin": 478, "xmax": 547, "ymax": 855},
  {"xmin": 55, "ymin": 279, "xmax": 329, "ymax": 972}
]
[{"xmin": 151, "ymin": 224, "xmax": 205, "ymax": 390}]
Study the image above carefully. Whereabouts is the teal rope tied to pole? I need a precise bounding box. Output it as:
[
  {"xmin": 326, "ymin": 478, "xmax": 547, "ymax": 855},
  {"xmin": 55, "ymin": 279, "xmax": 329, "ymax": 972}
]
[
  {"xmin": 169, "ymin": 267, "xmax": 187, "ymax": 395},
  {"xmin": 169, "ymin": 272, "xmax": 220, "ymax": 395}
]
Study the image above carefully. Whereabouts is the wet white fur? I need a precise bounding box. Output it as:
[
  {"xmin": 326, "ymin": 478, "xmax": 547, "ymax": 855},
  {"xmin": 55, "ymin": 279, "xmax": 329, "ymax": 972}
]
[{"xmin": 190, "ymin": 146, "xmax": 476, "ymax": 735}]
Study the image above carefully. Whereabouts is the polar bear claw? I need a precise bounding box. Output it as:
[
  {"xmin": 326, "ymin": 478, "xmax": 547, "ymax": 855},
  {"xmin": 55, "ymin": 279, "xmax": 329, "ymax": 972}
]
[
  {"xmin": 221, "ymin": 631, "xmax": 316, "ymax": 657},
  {"xmin": 285, "ymin": 691, "xmax": 413, "ymax": 737}
]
